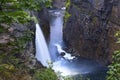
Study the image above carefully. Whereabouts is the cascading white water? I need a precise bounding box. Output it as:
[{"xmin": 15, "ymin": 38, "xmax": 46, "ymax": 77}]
[
  {"xmin": 35, "ymin": 24, "xmax": 51, "ymax": 67},
  {"xmin": 48, "ymin": 10, "xmax": 78, "ymax": 76},
  {"xmin": 49, "ymin": 10, "xmax": 75, "ymax": 61},
  {"xmin": 49, "ymin": 10, "xmax": 65, "ymax": 61},
  {"xmin": 48, "ymin": 9, "xmax": 106, "ymax": 77},
  {"xmin": 35, "ymin": 10, "xmax": 107, "ymax": 77}
]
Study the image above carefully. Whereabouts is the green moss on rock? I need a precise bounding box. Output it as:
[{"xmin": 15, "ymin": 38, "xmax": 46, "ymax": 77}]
[
  {"xmin": 66, "ymin": 0, "xmax": 71, "ymax": 9},
  {"xmin": 64, "ymin": 11, "xmax": 71, "ymax": 23}
]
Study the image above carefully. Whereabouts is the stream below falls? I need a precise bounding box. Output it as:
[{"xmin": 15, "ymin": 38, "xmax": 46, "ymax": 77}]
[{"xmin": 36, "ymin": 9, "xmax": 108, "ymax": 80}]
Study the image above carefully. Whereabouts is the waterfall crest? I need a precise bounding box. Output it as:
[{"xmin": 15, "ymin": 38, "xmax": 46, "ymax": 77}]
[{"xmin": 35, "ymin": 24, "xmax": 51, "ymax": 67}]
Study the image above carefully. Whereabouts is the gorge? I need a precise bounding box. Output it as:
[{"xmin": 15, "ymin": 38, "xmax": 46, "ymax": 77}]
[
  {"xmin": 36, "ymin": 8, "xmax": 107, "ymax": 80},
  {"xmin": 35, "ymin": 0, "xmax": 120, "ymax": 79},
  {"xmin": 0, "ymin": 0, "xmax": 120, "ymax": 80}
]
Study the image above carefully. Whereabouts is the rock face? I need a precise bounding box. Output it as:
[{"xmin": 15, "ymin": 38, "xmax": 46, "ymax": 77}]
[
  {"xmin": 63, "ymin": 0, "xmax": 120, "ymax": 65},
  {"xmin": 0, "ymin": 20, "xmax": 36, "ymax": 68},
  {"xmin": 52, "ymin": 0, "xmax": 66, "ymax": 9},
  {"xmin": 37, "ymin": 0, "xmax": 66, "ymax": 41},
  {"xmin": 37, "ymin": 8, "xmax": 50, "ymax": 41}
]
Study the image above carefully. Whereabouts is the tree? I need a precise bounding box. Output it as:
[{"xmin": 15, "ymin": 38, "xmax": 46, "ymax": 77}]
[{"xmin": 0, "ymin": 0, "xmax": 52, "ymax": 24}]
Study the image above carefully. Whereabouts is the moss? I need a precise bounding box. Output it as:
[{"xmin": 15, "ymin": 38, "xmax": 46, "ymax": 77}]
[
  {"xmin": 66, "ymin": 0, "xmax": 71, "ymax": 9},
  {"xmin": 15, "ymin": 30, "xmax": 34, "ymax": 53},
  {"xmin": 0, "ymin": 63, "xmax": 32, "ymax": 80},
  {"xmin": 92, "ymin": 17, "xmax": 98, "ymax": 25},
  {"xmin": 31, "ymin": 16, "xmax": 38, "ymax": 24},
  {"xmin": 64, "ymin": 11, "xmax": 71, "ymax": 23},
  {"xmin": 64, "ymin": 0, "xmax": 71, "ymax": 28},
  {"xmin": 0, "ymin": 26, "xmax": 8, "ymax": 33},
  {"xmin": 64, "ymin": 11, "xmax": 71, "ymax": 28},
  {"xmin": 0, "ymin": 28, "xmax": 35, "ymax": 80}
]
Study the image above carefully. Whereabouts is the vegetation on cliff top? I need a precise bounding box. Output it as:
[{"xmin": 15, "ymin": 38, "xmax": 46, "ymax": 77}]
[
  {"xmin": 0, "ymin": 0, "xmax": 120, "ymax": 80},
  {"xmin": 0, "ymin": 0, "xmax": 55, "ymax": 80},
  {"xmin": 0, "ymin": 0, "xmax": 52, "ymax": 24}
]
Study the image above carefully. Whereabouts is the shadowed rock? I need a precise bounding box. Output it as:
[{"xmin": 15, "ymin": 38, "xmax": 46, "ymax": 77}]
[{"xmin": 63, "ymin": 0, "xmax": 120, "ymax": 65}]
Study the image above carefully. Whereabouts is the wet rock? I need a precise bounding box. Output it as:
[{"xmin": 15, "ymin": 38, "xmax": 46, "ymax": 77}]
[
  {"xmin": 36, "ymin": 8, "xmax": 50, "ymax": 41},
  {"xmin": 60, "ymin": 52, "xmax": 65, "ymax": 56},
  {"xmin": 52, "ymin": 0, "xmax": 66, "ymax": 9},
  {"xmin": 63, "ymin": 0, "xmax": 119, "ymax": 65},
  {"xmin": 92, "ymin": 0, "xmax": 104, "ymax": 10}
]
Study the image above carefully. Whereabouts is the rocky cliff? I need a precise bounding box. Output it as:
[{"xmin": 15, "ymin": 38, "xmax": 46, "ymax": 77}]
[
  {"xmin": 52, "ymin": 0, "xmax": 66, "ymax": 9},
  {"xmin": 0, "ymin": 20, "xmax": 36, "ymax": 67},
  {"xmin": 0, "ymin": 19, "xmax": 37, "ymax": 79},
  {"xmin": 63, "ymin": 0, "xmax": 120, "ymax": 65}
]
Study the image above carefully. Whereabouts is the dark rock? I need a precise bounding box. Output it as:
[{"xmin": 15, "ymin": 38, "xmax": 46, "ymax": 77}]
[
  {"xmin": 35, "ymin": 60, "xmax": 44, "ymax": 68},
  {"xmin": 36, "ymin": 8, "xmax": 50, "ymax": 41},
  {"xmin": 0, "ymin": 12, "xmax": 37, "ymax": 68},
  {"xmin": 63, "ymin": 0, "xmax": 120, "ymax": 65},
  {"xmin": 60, "ymin": 52, "xmax": 65, "ymax": 56},
  {"xmin": 52, "ymin": 0, "xmax": 66, "ymax": 9}
]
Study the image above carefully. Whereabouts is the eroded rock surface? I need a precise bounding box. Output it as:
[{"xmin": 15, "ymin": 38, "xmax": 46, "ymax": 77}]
[
  {"xmin": 0, "ymin": 21, "xmax": 36, "ymax": 68},
  {"xmin": 52, "ymin": 0, "xmax": 66, "ymax": 9},
  {"xmin": 63, "ymin": 0, "xmax": 120, "ymax": 65}
]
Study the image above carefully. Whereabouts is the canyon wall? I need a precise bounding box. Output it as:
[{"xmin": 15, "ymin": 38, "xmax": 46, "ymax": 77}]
[
  {"xmin": 0, "ymin": 19, "xmax": 36, "ymax": 68},
  {"xmin": 63, "ymin": 0, "xmax": 120, "ymax": 65}
]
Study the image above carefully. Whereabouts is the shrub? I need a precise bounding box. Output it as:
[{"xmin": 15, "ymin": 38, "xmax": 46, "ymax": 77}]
[
  {"xmin": 107, "ymin": 32, "xmax": 120, "ymax": 80},
  {"xmin": 33, "ymin": 68, "xmax": 58, "ymax": 80}
]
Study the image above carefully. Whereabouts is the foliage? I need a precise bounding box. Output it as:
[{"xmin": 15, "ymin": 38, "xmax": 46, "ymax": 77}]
[
  {"xmin": 62, "ymin": 76, "xmax": 74, "ymax": 80},
  {"xmin": 0, "ymin": 63, "xmax": 32, "ymax": 80},
  {"xmin": 107, "ymin": 32, "xmax": 120, "ymax": 80},
  {"xmin": 16, "ymin": 30, "xmax": 34, "ymax": 52},
  {"xmin": 0, "ymin": 26, "xmax": 8, "ymax": 33},
  {"xmin": 64, "ymin": 0, "xmax": 71, "ymax": 27},
  {"xmin": 0, "ymin": 0, "xmax": 52, "ymax": 80},
  {"xmin": 0, "ymin": 0, "xmax": 52, "ymax": 24},
  {"xmin": 33, "ymin": 68, "xmax": 58, "ymax": 80},
  {"xmin": 107, "ymin": 50, "xmax": 120, "ymax": 80},
  {"xmin": 64, "ymin": 11, "xmax": 71, "ymax": 23},
  {"xmin": 92, "ymin": 17, "xmax": 98, "ymax": 25},
  {"xmin": 62, "ymin": 76, "xmax": 90, "ymax": 80},
  {"xmin": 66, "ymin": 0, "xmax": 71, "ymax": 9}
]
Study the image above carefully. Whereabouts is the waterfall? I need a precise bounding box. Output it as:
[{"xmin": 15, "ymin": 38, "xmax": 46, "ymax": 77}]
[
  {"xmin": 35, "ymin": 9, "xmax": 107, "ymax": 77},
  {"xmin": 35, "ymin": 24, "xmax": 51, "ymax": 67},
  {"xmin": 48, "ymin": 10, "xmax": 75, "ymax": 61},
  {"xmin": 49, "ymin": 10, "xmax": 64, "ymax": 61}
]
